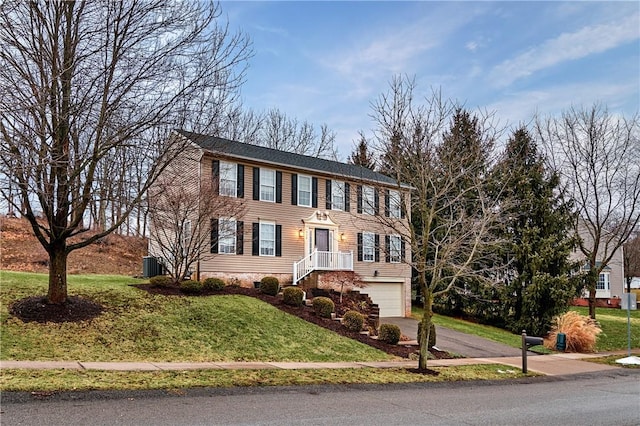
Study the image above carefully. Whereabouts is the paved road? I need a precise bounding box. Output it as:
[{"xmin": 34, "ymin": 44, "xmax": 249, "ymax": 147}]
[
  {"xmin": 382, "ymin": 317, "xmax": 527, "ymax": 358},
  {"xmin": 2, "ymin": 370, "xmax": 639, "ymax": 425}
]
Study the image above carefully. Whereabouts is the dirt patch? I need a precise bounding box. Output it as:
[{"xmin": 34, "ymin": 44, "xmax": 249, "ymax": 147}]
[{"xmin": 0, "ymin": 216, "xmax": 147, "ymax": 276}]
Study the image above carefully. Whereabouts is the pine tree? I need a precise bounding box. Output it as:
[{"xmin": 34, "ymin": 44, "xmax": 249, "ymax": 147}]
[
  {"xmin": 348, "ymin": 131, "xmax": 376, "ymax": 170},
  {"xmin": 495, "ymin": 127, "xmax": 579, "ymax": 336}
]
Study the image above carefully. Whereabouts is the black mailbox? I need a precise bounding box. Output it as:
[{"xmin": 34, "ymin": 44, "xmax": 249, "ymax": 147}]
[{"xmin": 524, "ymin": 336, "xmax": 544, "ymax": 347}]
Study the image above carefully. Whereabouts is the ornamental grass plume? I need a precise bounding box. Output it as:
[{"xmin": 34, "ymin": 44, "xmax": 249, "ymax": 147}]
[{"xmin": 545, "ymin": 311, "xmax": 602, "ymax": 353}]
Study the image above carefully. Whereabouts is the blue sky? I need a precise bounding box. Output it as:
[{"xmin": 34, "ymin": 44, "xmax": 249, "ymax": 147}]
[{"xmin": 222, "ymin": 1, "xmax": 640, "ymax": 159}]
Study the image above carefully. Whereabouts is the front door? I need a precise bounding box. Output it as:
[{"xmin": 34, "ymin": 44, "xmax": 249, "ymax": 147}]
[{"xmin": 315, "ymin": 228, "xmax": 330, "ymax": 252}]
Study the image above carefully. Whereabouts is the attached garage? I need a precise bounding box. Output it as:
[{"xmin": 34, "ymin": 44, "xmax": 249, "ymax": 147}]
[{"xmin": 362, "ymin": 279, "xmax": 405, "ymax": 317}]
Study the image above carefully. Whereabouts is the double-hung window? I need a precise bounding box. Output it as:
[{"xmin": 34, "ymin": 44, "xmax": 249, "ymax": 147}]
[
  {"xmin": 389, "ymin": 235, "xmax": 401, "ymax": 263},
  {"xmin": 260, "ymin": 169, "xmax": 275, "ymax": 202},
  {"xmin": 389, "ymin": 190, "xmax": 401, "ymax": 218},
  {"xmin": 332, "ymin": 180, "xmax": 345, "ymax": 211},
  {"xmin": 362, "ymin": 185, "xmax": 375, "ymax": 215},
  {"xmin": 363, "ymin": 232, "xmax": 375, "ymax": 262},
  {"xmin": 182, "ymin": 220, "xmax": 191, "ymax": 256},
  {"xmin": 298, "ymin": 175, "xmax": 312, "ymax": 207},
  {"xmin": 597, "ymin": 272, "xmax": 610, "ymax": 291},
  {"xmin": 260, "ymin": 222, "xmax": 276, "ymax": 256},
  {"xmin": 218, "ymin": 218, "xmax": 237, "ymax": 254},
  {"xmin": 219, "ymin": 161, "xmax": 237, "ymax": 197}
]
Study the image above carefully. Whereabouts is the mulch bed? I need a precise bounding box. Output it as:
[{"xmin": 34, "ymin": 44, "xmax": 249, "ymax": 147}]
[{"xmin": 10, "ymin": 295, "xmax": 103, "ymax": 323}]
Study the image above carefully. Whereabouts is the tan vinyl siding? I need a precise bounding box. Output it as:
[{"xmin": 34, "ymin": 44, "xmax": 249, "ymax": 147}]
[{"xmin": 197, "ymin": 155, "xmax": 411, "ymax": 284}]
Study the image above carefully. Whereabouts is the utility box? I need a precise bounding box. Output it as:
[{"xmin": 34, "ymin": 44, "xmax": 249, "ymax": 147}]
[
  {"xmin": 556, "ymin": 332, "xmax": 566, "ymax": 351},
  {"xmin": 143, "ymin": 256, "xmax": 160, "ymax": 278},
  {"xmin": 620, "ymin": 293, "xmax": 637, "ymax": 310}
]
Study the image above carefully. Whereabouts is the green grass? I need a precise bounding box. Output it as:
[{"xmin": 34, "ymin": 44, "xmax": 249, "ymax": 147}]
[
  {"xmin": 0, "ymin": 365, "xmax": 535, "ymax": 392},
  {"xmin": 412, "ymin": 305, "xmax": 640, "ymax": 352},
  {"xmin": 570, "ymin": 306, "xmax": 640, "ymax": 352},
  {"xmin": 0, "ymin": 271, "xmax": 390, "ymax": 362},
  {"xmin": 586, "ymin": 353, "xmax": 640, "ymax": 369}
]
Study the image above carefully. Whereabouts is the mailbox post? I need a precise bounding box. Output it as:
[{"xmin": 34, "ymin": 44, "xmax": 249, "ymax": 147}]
[{"xmin": 521, "ymin": 330, "xmax": 544, "ymax": 374}]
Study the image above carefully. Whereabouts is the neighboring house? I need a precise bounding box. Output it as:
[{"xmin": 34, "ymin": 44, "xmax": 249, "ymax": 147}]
[
  {"xmin": 571, "ymin": 222, "xmax": 626, "ymax": 307},
  {"xmin": 148, "ymin": 130, "xmax": 412, "ymax": 317}
]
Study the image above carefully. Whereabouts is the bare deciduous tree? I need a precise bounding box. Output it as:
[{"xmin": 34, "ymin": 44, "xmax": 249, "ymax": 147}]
[
  {"xmin": 0, "ymin": 1, "xmax": 251, "ymax": 304},
  {"xmin": 623, "ymin": 232, "xmax": 640, "ymax": 291},
  {"xmin": 536, "ymin": 104, "xmax": 640, "ymax": 319},
  {"xmin": 147, "ymin": 153, "xmax": 245, "ymax": 285},
  {"xmin": 369, "ymin": 76, "xmax": 505, "ymax": 369}
]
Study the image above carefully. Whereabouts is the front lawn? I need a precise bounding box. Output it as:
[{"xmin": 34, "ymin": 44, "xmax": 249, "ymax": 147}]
[{"xmin": 0, "ymin": 271, "xmax": 391, "ymax": 362}]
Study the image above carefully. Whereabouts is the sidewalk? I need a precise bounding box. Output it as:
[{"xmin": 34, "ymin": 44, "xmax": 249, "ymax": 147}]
[{"xmin": 0, "ymin": 352, "xmax": 630, "ymax": 376}]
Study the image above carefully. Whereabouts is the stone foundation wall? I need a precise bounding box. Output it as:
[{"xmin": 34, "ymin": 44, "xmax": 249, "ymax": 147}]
[{"xmin": 200, "ymin": 271, "xmax": 294, "ymax": 288}]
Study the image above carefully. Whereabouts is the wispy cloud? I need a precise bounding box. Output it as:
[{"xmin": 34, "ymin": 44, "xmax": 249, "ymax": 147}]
[{"xmin": 490, "ymin": 13, "xmax": 640, "ymax": 87}]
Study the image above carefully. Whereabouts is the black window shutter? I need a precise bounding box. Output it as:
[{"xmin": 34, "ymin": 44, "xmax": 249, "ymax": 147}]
[
  {"xmin": 375, "ymin": 234, "xmax": 380, "ymax": 262},
  {"xmin": 401, "ymin": 238, "xmax": 406, "ymax": 261},
  {"xmin": 344, "ymin": 183, "xmax": 350, "ymax": 212},
  {"xmin": 401, "ymin": 193, "xmax": 406, "ymax": 219},
  {"xmin": 312, "ymin": 177, "xmax": 318, "ymax": 208},
  {"xmin": 385, "ymin": 190, "xmax": 390, "ymax": 217},
  {"xmin": 357, "ymin": 185, "xmax": 362, "ymax": 213},
  {"xmin": 212, "ymin": 160, "xmax": 220, "ymax": 193},
  {"xmin": 210, "ymin": 219, "xmax": 218, "ymax": 254},
  {"xmin": 276, "ymin": 171, "xmax": 282, "ymax": 203},
  {"xmin": 325, "ymin": 180, "xmax": 332, "ymax": 209},
  {"xmin": 291, "ymin": 174, "xmax": 298, "ymax": 205},
  {"xmin": 275, "ymin": 224, "xmax": 282, "ymax": 257},
  {"xmin": 236, "ymin": 221, "xmax": 244, "ymax": 255},
  {"xmin": 385, "ymin": 235, "xmax": 390, "ymax": 263},
  {"xmin": 357, "ymin": 233, "xmax": 363, "ymax": 262},
  {"xmin": 374, "ymin": 189, "xmax": 380, "ymax": 215},
  {"xmin": 253, "ymin": 167, "xmax": 260, "ymax": 200},
  {"xmin": 237, "ymin": 165, "xmax": 244, "ymax": 198},
  {"xmin": 252, "ymin": 223, "xmax": 259, "ymax": 256}
]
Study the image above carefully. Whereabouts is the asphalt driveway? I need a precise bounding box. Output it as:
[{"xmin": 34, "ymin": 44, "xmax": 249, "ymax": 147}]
[{"xmin": 381, "ymin": 317, "xmax": 525, "ymax": 358}]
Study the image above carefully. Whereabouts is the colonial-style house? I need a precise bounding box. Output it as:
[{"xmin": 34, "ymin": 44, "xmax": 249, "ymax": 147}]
[{"xmin": 148, "ymin": 130, "xmax": 412, "ymax": 317}]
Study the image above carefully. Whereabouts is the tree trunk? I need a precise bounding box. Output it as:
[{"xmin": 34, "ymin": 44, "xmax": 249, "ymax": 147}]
[
  {"xmin": 418, "ymin": 291, "xmax": 434, "ymax": 370},
  {"xmin": 587, "ymin": 269, "xmax": 597, "ymax": 319},
  {"xmin": 47, "ymin": 242, "xmax": 69, "ymax": 304}
]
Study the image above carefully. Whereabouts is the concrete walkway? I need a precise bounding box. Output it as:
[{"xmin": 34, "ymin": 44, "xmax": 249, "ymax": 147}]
[{"xmin": 0, "ymin": 352, "xmax": 629, "ymax": 377}]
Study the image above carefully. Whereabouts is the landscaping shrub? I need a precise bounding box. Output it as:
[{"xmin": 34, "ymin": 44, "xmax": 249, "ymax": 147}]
[
  {"xmin": 342, "ymin": 310, "xmax": 365, "ymax": 332},
  {"xmin": 417, "ymin": 322, "xmax": 437, "ymax": 348},
  {"xmin": 378, "ymin": 323, "xmax": 401, "ymax": 344},
  {"xmin": 283, "ymin": 286, "xmax": 304, "ymax": 307},
  {"xmin": 260, "ymin": 276, "xmax": 280, "ymax": 296},
  {"xmin": 202, "ymin": 277, "xmax": 225, "ymax": 291},
  {"xmin": 544, "ymin": 311, "xmax": 602, "ymax": 353},
  {"xmin": 312, "ymin": 296, "xmax": 335, "ymax": 318},
  {"xmin": 180, "ymin": 280, "xmax": 203, "ymax": 294},
  {"xmin": 227, "ymin": 277, "xmax": 241, "ymax": 287},
  {"xmin": 149, "ymin": 275, "xmax": 172, "ymax": 288}
]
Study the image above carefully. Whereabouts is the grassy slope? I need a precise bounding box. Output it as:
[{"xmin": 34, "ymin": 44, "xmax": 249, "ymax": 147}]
[{"xmin": 0, "ymin": 271, "xmax": 390, "ymax": 362}]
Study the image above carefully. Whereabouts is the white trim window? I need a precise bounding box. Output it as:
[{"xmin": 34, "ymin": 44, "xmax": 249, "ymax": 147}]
[
  {"xmin": 597, "ymin": 272, "xmax": 610, "ymax": 291},
  {"xmin": 219, "ymin": 161, "xmax": 237, "ymax": 197},
  {"xmin": 218, "ymin": 218, "xmax": 237, "ymax": 254},
  {"xmin": 389, "ymin": 234, "xmax": 401, "ymax": 263},
  {"xmin": 363, "ymin": 185, "xmax": 375, "ymax": 215},
  {"xmin": 331, "ymin": 180, "xmax": 345, "ymax": 211},
  {"xmin": 260, "ymin": 222, "xmax": 276, "ymax": 256},
  {"xmin": 389, "ymin": 190, "xmax": 401, "ymax": 218},
  {"xmin": 260, "ymin": 169, "xmax": 275, "ymax": 202},
  {"xmin": 298, "ymin": 175, "xmax": 312, "ymax": 207},
  {"xmin": 182, "ymin": 220, "xmax": 191, "ymax": 256},
  {"xmin": 363, "ymin": 232, "xmax": 375, "ymax": 262}
]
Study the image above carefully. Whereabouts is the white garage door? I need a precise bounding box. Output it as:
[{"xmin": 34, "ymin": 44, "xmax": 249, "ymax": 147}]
[{"xmin": 364, "ymin": 283, "xmax": 404, "ymax": 317}]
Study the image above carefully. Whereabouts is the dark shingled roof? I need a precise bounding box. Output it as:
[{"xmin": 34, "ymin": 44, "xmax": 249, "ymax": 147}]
[{"xmin": 176, "ymin": 130, "xmax": 399, "ymax": 186}]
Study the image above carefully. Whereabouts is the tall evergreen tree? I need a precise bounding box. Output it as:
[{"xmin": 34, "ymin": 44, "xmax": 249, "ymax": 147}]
[
  {"xmin": 494, "ymin": 127, "xmax": 579, "ymax": 336},
  {"xmin": 348, "ymin": 131, "xmax": 376, "ymax": 170}
]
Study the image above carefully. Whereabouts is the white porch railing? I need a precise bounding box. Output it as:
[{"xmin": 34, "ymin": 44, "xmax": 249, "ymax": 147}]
[{"xmin": 293, "ymin": 249, "xmax": 353, "ymax": 284}]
